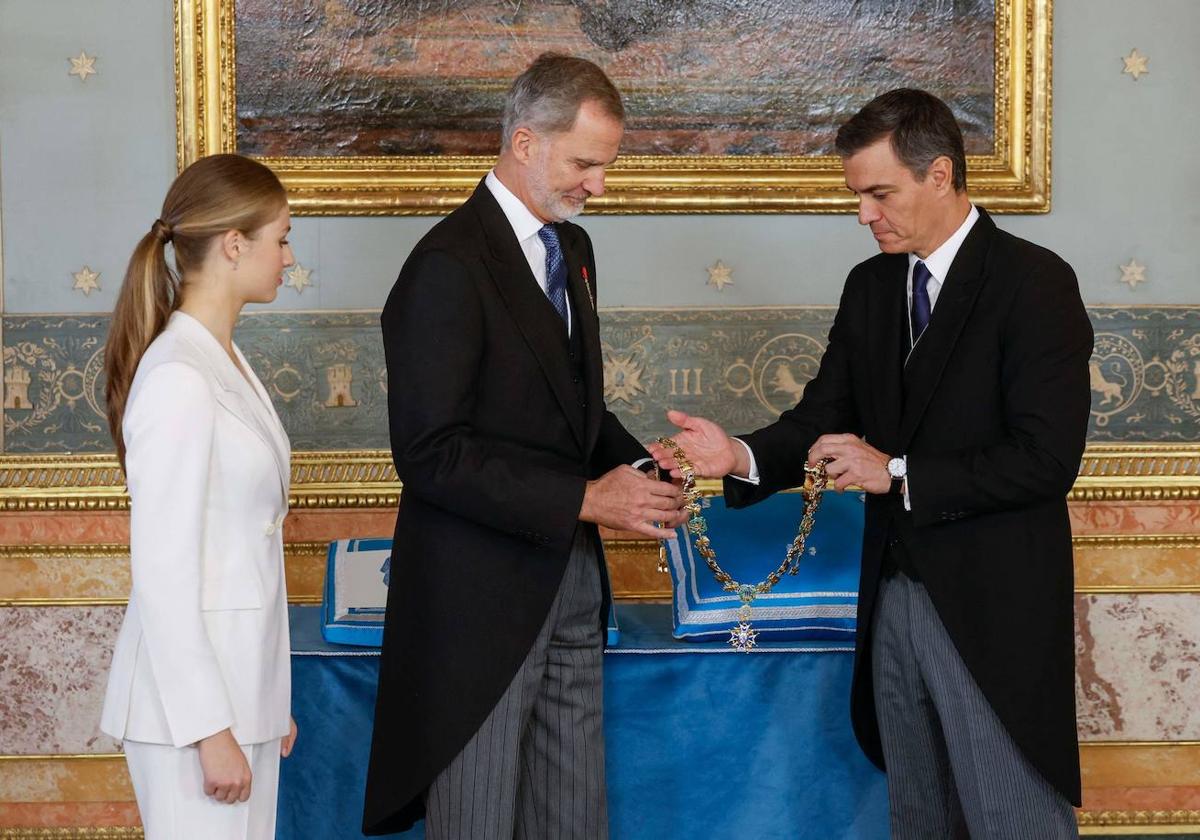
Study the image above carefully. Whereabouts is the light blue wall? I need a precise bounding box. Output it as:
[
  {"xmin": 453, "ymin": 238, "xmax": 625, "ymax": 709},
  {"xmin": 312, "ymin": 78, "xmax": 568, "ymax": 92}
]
[{"xmin": 1, "ymin": 0, "xmax": 1196, "ymax": 313}]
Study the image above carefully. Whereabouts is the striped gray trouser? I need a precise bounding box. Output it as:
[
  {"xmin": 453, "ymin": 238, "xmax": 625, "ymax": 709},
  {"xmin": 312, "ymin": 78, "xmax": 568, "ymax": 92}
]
[
  {"xmin": 425, "ymin": 528, "xmax": 607, "ymax": 840},
  {"xmin": 872, "ymin": 570, "xmax": 1078, "ymax": 839}
]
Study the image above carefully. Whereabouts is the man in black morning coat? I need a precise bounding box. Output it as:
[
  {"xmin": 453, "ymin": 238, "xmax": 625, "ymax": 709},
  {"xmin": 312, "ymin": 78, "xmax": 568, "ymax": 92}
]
[
  {"xmin": 651, "ymin": 89, "xmax": 1093, "ymax": 838},
  {"xmin": 363, "ymin": 54, "xmax": 686, "ymax": 838}
]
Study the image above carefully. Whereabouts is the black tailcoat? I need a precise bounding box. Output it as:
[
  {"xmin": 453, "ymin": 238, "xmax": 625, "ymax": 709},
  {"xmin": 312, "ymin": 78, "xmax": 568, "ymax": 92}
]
[
  {"xmin": 363, "ymin": 182, "xmax": 646, "ymax": 834},
  {"xmin": 725, "ymin": 210, "xmax": 1093, "ymax": 805}
]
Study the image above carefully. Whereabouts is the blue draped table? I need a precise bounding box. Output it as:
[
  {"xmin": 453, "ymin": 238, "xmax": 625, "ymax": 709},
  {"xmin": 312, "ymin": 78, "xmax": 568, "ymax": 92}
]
[{"xmin": 279, "ymin": 604, "xmax": 889, "ymax": 839}]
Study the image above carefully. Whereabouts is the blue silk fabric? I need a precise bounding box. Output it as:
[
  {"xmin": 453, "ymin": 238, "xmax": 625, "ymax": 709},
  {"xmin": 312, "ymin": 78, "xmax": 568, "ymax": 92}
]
[
  {"xmin": 667, "ymin": 490, "xmax": 864, "ymax": 642},
  {"xmin": 279, "ymin": 604, "xmax": 888, "ymax": 839}
]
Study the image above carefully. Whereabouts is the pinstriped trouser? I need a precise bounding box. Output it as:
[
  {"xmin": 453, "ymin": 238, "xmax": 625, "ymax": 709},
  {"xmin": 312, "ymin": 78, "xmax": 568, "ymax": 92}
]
[
  {"xmin": 872, "ymin": 571, "xmax": 1078, "ymax": 839},
  {"xmin": 425, "ymin": 527, "xmax": 608, "ymax": 840}
]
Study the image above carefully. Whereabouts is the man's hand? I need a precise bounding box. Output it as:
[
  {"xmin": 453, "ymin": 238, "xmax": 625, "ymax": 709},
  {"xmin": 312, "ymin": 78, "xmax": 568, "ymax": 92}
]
[
  {"xmin": 646, "ymin": 410, "xmax": 749, "ymax": 479},
  {"xmin": 198, "ymin": 728, "xmax": 252, "ymax": 804},
  {"xmin": 580, "ymin": 465, "xmax": 687, "ymax": 538},
  {"xmin": 808, "ymin": 434, "xmax": 891, "ymax": 494}
]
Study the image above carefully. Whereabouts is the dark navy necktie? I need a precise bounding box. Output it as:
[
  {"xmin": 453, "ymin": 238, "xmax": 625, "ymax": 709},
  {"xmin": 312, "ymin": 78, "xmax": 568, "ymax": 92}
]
[
  {"xmin": 536, "ymin": 224, "xmax": 570, "ymax": 328},
  {"xmin": 910, "ymin": 260, "xmax": 933, "ymax": 346}
]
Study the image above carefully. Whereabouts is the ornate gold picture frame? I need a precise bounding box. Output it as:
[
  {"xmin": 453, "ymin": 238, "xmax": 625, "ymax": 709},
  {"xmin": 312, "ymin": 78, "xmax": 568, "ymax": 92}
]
[{"xmin": 174, "ymin": 0, "xmax": 1052, "ymax": 215}]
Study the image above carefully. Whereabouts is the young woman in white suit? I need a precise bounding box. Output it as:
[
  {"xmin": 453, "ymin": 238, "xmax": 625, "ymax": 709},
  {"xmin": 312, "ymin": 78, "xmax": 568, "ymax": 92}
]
[{"xmin": 100, "ymin": 154, "xmax": 298, "ymax": 839}]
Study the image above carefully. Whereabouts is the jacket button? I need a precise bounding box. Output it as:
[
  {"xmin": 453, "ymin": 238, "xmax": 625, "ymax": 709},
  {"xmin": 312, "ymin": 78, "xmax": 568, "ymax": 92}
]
[{"xmin": 265, "ymin": 512, "xmax": 286, "ymax": 536}]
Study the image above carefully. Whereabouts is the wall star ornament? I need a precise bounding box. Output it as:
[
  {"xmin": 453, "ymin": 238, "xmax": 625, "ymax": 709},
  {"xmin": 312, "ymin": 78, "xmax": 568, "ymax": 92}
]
[
  {"xmin": 1121, "ymin": 48, "xmax": 1149, "ymax": 81},
  {"xmin": 706, "ymin": 260, "xmax": 734, "ymax": 291},
  {"xmin": 68, "ymin": 51, "xmax": 98, "ymax": 82},
  {"xmin": 284, "ymin": 264, "xmax": 313, "ymax": 294},
  {"xmin": 1119, "ymin": 259, "xmax": 1147, "ymax": 289},
  {"xmin": 71, "ymin": 266, "xmax": 101, "ymax": 296}
]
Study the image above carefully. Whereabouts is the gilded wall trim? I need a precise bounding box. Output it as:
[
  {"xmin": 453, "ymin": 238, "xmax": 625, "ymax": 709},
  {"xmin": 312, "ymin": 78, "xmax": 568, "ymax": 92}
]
[
  {"xmin": 1078, "ymin": 811, "xmax": 1200, "ymax": 832},
  {"xmin": 1, "ymin": 820, "xmax": 1198, "ymax": 838},
  {"xmin": 0, "ymin": 445, "xmax": 1194, "ymax": 511},
  {"xmin": 0, "ymin": 831, "xmax": 142, "ymax": 839},
  {"xmin": 0, "ymin": 542, "xmax": 327, "ymax": 606}
]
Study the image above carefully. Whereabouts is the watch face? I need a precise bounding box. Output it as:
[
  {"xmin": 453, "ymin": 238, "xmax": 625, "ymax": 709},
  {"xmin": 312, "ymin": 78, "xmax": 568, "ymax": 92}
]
[{"xmin": 887, "ymin": 457, "xmax": 906, "ymax": 479}]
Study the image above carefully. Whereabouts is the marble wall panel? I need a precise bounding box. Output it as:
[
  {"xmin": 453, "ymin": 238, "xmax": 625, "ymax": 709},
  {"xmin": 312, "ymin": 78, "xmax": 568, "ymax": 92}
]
[
  {"xmin": 1082, "ymin": 785, "xmax": 1200, "ymax": 812},
  {"xmin": 0, "ymin": 550, "xmax": 128, "ymax": 601},
  {"xmin": 1076, "ymin": 594, "xmax": 1200, "ymax": 742},
  {"xmin": 5, "ymin": 592, "xmax": 1199, "ymax": 756},
  {"xmin": 0, "ymin": 514, "xmax": 129, "ymax": 547},
  {"xmin": 6, "ymin": 307, "xmax": 1200, "ymax": 453},
  {"xmin": 0, "ymin": 801, "xmax": 139, "ymax": 829},
  {"xmin": 1074, "ymin": 539, "xmax": 1200, "ymax": 589},
  {"xmin": 0, "ymin": 758, "xmax": 131, "ymax": 803},
  {"xmin": 0, "ymin": 608, "xmax": 122, "ymax": 755},
  {"xmin": 1070, "ymin": 502, "xmax": 1200, "ymax": 535}
]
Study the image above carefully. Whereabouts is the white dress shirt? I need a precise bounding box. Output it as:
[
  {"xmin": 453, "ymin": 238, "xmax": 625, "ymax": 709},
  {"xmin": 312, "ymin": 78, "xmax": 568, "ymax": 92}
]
[
  {"xmin": 735, "ymin": 205, "xmax": 981, "ymax": 504},
  {"xmin": 485, "ymin": 170, "xmax": 572, "ymax": 335}
]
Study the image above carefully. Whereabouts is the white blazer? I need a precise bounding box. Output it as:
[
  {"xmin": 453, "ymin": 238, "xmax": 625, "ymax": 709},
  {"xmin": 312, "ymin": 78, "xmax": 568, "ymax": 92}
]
[{"xmin": 101, "ymin": 311, "xmax": 292, "ymax": 748}]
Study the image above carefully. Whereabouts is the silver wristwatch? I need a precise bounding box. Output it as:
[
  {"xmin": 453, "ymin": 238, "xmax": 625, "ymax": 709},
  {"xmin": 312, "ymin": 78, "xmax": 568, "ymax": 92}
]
[{"xmin": 887, "ymin": 456, "xmax": 907, "ymax": 494}]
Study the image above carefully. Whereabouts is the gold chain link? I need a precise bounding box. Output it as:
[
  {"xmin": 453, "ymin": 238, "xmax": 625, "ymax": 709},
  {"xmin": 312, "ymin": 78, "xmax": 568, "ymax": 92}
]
[{"xmin": 655, "ymin": 438, "xmax": 831, "ymax": 651}]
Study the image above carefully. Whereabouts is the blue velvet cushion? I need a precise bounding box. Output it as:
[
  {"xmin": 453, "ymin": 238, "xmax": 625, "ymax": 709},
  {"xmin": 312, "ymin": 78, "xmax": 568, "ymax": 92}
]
[
  {"xmin": 321, "ymin": 538, "xmax": 392, "ymax": 646},
  {"xmin": 665, "ymin": 490, "xmax": 864, "ymax": 642},
  {"xmin": 321, "ymin": 539, "xmax": 622, "ymax": 647}
]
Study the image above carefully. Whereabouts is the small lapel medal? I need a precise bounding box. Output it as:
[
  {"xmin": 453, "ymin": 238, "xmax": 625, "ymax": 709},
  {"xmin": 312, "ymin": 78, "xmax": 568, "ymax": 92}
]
[{"xmin": 581, "ymin": 266, "xmax": 594, "ymax": 311}]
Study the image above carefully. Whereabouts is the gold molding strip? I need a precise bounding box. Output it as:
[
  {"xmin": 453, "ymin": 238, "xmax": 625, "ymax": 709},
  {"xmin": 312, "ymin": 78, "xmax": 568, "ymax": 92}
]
[
  {"xmin": 1073, "ymin": 444, "xmax": 1200, "ymax": 502},
  {"xmin": 5, "ymin": 534, "xmax": 1200, "ymax": 604},
  {"xmin": 0, "ymin": 831, "xmax": 142, "ymax": 839},
  {"xmin": 3, "ymin": 740, "xmax": 1197, "ymax": 763},
  {"xmin": 1079, "ymin": 820, "xmax": 1200, "ymax": 836},
  {"xmin": 0, "ymin": 542, "xmax": 327, "ymax": 607},
  {"xmin": 0, "ymin": 754, "xmax": 121, "ymax": 761},
  {"xmin": 1078, "ymin": 812, "xmax": 1200, "ymax": 833},
  {"xmin": 1075, "ymin": 534, "xmax": 1200, "ymax": 550},
  {"xmin": 0, "ymin": 820, "xmax": 1195, "ymax": 838},
  {"xmin": 0, "ymin": 445, "xmax": 1194, "ymax": 511},
  {"xmin": 0, "ymin": 822, "xmax": 1195, "ymax": 839}
]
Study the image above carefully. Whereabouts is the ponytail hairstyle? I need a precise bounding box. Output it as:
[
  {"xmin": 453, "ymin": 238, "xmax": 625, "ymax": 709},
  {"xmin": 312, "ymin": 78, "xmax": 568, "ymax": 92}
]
[{"xmin": 104, "ymin": 153, "xmax": 287, "ymax": 470}]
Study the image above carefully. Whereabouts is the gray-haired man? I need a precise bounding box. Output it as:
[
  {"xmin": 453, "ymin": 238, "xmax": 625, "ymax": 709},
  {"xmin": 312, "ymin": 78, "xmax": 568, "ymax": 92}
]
[{"xmin": 362, "ymin": 53, "xmax": 685, "ymax": 839}]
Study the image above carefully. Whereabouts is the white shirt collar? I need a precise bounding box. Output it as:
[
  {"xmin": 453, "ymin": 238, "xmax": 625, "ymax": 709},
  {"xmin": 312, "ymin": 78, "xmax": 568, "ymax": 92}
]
[
  {"xmin": 485, "ymin": 170, "xmax": 545, "ymax": 245},
  {"xmin": 908, "ymin": 204, "xmax": 980, "ymax": 285}
]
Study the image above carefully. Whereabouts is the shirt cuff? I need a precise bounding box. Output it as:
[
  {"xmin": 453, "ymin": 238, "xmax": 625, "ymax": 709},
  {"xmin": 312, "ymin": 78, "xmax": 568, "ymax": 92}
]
[
  {"xmin": 729, "ymin": 438, "xmax": 761, "ymax": 485},
  {"xmin": 902, "ymin": 465, "xmax": 911, "ymax": 512},
  {"xmin": 633, "ymin": 457, "xmax": 655, "ymax": 473}
]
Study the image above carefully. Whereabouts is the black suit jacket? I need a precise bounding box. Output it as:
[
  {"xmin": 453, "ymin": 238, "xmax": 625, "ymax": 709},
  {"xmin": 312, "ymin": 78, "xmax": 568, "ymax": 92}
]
[
  {"xmin": 362, "ymin": 181, "xmax": 647, "ymax": 834},
  {"xmin": 724, "ymin": 210, "xmax": 1092, "ymax": 805}
]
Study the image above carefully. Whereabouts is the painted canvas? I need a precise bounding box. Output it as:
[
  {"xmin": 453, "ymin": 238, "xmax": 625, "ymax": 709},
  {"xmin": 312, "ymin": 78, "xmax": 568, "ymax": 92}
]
[{"xmin": 234, "ymin": 0, "xmax": 996, "ymax": 159}]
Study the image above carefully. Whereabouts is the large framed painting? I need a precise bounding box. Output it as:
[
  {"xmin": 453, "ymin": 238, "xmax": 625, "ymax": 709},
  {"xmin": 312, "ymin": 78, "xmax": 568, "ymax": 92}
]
[{"xmin": 175, "ymin": 0, "xmax": 1051, "ymax": 214}]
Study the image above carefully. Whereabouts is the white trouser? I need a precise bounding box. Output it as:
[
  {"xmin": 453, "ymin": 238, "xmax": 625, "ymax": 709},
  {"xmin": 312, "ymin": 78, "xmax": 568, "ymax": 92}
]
[{"xmin": 123, "ymin": 738, "xmax": 281, "ymax": 840}]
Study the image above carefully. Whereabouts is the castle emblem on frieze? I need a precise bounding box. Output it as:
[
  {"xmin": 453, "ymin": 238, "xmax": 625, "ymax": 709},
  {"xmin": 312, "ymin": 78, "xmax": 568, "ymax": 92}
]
[
  {"xmin": 4, "ymin": 364, "xmax": 32, "ymax": 410},
  {"xmin": 324, "ymin": 364, "xmax": 358, "ymax": 408}
]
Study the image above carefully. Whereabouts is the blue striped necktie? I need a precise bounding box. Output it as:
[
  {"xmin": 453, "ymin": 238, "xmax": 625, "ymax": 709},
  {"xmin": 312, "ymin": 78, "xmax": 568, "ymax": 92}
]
[
  {"xmin": 536, "ymin": 224, "xmax": 570, "ymax": 328},
  {"xmin": 910, "ymin": 260, "xmax": 933, "ymax": 346}
]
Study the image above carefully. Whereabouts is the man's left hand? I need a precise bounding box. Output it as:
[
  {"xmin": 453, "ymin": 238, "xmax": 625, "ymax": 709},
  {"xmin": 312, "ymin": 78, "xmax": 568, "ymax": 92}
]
[{"xmin": 808, "ymin": 434, "xmax": 891, "ymax": 494}]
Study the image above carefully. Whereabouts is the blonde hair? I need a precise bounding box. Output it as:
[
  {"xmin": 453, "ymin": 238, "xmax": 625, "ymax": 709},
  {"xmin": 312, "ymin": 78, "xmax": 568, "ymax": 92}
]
[{"xmin": 104, "ymin": 154, "xmax": 286, "ymax": 470}]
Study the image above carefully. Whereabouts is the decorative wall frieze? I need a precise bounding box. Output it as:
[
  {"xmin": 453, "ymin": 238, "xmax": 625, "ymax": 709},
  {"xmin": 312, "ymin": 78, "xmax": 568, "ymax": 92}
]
[
  {"xmin": 0, "ymin": 444, "xmax": 1193, "ymax": 511},
  {"xmin": 6, "ymin": 307, "xmax": 1200, "ymax": 452}
]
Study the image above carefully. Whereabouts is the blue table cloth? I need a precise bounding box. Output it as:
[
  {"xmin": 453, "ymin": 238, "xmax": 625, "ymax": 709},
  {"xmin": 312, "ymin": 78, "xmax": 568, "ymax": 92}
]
[{"xmin": 279, "ymin": 605, "xmax": 889, "ymax": 840}]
